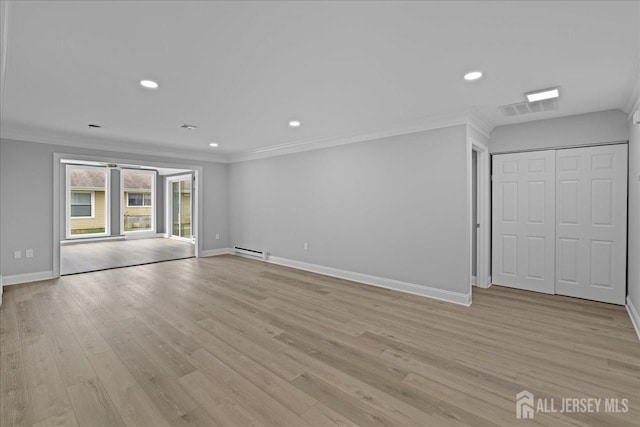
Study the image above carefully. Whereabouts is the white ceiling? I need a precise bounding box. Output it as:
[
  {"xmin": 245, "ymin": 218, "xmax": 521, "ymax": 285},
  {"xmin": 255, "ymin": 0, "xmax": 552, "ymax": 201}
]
[{"xmin": 1, "ymin": 1, "xmax": 638, "ymax": 162}]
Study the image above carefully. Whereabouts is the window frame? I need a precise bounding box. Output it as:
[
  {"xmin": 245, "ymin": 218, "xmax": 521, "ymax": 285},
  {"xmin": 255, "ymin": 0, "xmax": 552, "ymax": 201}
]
[
  {"xmin": 126, "ymin": 192, "xmax": 153, "ymax": 208},
  {"xmin": 70, "ymin": 191, "xmax": 95, "ymax": 219},
  {"xmin": 120, "ymin": 169, "xmax": 157, "ymax": 235},
  {"xmin": 65, "ymin": 165, "xmax": 110, "ymax": 239}
]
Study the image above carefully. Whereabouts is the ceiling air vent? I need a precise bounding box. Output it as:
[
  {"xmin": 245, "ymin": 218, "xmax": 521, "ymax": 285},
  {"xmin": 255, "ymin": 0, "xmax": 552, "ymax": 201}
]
[
  {"xmin": 499, "ymin": 98, "xmax": 558, "ymax": 117},
  {"xmin": 179, "ymin": 124, "xmax": 198, "ymax": 130}
]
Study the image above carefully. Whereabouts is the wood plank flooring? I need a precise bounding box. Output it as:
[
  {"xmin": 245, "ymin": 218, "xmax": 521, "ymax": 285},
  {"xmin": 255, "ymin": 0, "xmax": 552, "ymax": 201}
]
[
  {"xmin": 60, "ymin": 238, "xmax": 194, "ymax": 275},
  {"xmin": 1, "ymin": 255, "xmax": 639, "ymax": 426}
]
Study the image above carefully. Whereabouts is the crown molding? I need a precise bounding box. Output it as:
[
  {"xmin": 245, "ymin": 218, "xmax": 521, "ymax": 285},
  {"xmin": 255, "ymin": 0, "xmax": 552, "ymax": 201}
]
[
  {"xmin": 2, "ymin": 110, "xmax": 497, "ymax": 165},
  {"xmin": 466, "ymin": 108, "xmax": 494, "ymax": 140},
  {"xmin": 0, "ymin": 124, "xmax": 229, "ymax": 163},
  {"xmin": 229, "ymin": 109, "xmax": 474, "ymax": 163}
]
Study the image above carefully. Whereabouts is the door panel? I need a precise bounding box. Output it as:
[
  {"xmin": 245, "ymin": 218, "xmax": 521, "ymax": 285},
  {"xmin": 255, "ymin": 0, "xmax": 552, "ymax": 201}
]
[
  {"xmin": 555, "ymin": 145, "xmax": 627, "ymax": 304},
  {"xmin": 492, "ymin": 151, "xmax": 556, "ymax": 293}
]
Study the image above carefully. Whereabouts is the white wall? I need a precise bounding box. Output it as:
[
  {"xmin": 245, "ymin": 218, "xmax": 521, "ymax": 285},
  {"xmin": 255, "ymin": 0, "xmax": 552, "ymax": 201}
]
[
  {"xmin": 489, "ymin": 109, "xmax": 629, "ymax": 153},
  {"xmin": 0, "ymin": 138, "xmax": 229, "ymax": 277},
  {"xmin": 628, "ymin": 116, "xmax": 640, "ymax": 313},
  {"xmin": 230, "ymin": 125, "xmax": 471, "ymax": 298}
]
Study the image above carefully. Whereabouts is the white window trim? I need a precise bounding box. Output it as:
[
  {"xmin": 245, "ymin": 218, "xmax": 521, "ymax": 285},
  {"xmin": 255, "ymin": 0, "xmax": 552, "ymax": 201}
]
[
  {"xmin": 125, "ymin": 191, "xmax": 153, "ymax": 208},
  {"xmin": 65, "ymin": 165, "xmax": 111, "ymax": 239},
  {"xmin": 70, "ymin": 191, "xmax": 95, "ymax": 219},
  {"xmin": 121, "ymin": 169, "xmax": 156, "ymax": 234}
]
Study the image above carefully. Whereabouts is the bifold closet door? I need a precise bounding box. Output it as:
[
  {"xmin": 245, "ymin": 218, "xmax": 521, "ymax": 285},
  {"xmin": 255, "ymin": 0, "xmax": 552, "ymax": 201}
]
[
  {"xmin": 492, "ymin": 150, "xmax": 556, "ymax": 294},
  {"xmin": 555, "ymin": 145, "xmax": 627, "ymax": 305}
]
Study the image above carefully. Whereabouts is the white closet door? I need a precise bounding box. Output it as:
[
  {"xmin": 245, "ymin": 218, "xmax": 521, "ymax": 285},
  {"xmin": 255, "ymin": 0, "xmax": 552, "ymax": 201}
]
[
  {"xmin": 492, "ymin": 151, "xmax": 556, "ymax": 293},
  {"xmin": 555, "ymin": 145, "xmax": 627, "ymax": 305}
]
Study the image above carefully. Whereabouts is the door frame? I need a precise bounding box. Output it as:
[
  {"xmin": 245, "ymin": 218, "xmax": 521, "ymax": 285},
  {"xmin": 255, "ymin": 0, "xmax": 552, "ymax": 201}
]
[
  {"xmin": 166, "ymin": 174, "xmax": 194, "ymax": 243},
  {"xmin": 469, "ymin": 138, "xmax": 491, "ymax": 289},
  {"xmin": 53, "ymin": 152, "xmax": 203, "ymax": 279}
]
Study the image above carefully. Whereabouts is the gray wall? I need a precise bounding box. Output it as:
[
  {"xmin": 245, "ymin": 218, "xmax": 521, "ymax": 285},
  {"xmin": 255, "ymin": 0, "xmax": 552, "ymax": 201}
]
[
  {"xmin": 230, "ymin": 125, "xmax": 471, "ymax": 295},
  {"xmin": 156, "ymin": 174, "xmax": 164, "ymax": 234},
  {"xmin": 628, "ymin": 117, "xmax": 640, "ymax": 312},
  {"xmin": 0, "ymin": 138, "xmax": 229, "ymax": 276},
  {"xmin": 489, "ymin": 109, "xmax": 629, "ymax": 153},
  {"xmin": 110, "ymin": 169, "xmax": 121, "ymax": 235}
]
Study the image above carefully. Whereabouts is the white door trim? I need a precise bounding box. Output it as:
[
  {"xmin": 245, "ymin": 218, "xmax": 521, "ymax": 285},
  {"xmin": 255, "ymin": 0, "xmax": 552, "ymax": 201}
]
[
  {"xmin": 470, "ymin": 138, "xmax": 491, "ymax": 289},
  {"xmin": 53, "ymin": 153, "xmax": 203, "ymax": 278}
]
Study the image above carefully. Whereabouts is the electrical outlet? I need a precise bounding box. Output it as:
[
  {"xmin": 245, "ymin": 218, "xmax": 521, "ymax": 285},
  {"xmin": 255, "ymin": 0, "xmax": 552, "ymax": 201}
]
[
  {"xmin": 303, "ymin": 242, "xmax": 308, "ymax": 251},
  {"xmin": 216, "ymin": 234, "xmax": 220, "ymax": 240},
  {"xmin": 14, "ymin": 250, "xmax": 22, "ymax": 259},
  {"xmin": 26, "ymin": 249, "xmax": 34, "ymax": 258}
]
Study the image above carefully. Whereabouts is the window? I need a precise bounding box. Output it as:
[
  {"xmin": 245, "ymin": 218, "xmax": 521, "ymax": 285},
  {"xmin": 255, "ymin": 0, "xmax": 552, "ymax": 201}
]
[
  {"xmin": 122, "ymin": 169, "xmax": 155, "ymax": 233},
  {"xmin": 127, "ymin": 192, "xmax": 152, "ymax": 207},
  {"xmin": 66, "ymin": 165, "xmax": 109, "ymax": 238},
  {"xmin": 70, "ymin": 192, "xmax": 93, "ymax": 217}
]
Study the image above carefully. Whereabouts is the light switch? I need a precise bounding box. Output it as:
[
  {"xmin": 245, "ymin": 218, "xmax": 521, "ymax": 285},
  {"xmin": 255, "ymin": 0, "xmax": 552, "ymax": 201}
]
[{"xmin": 14, "ymin": 250, "xmax": 22, "ymax": 259}]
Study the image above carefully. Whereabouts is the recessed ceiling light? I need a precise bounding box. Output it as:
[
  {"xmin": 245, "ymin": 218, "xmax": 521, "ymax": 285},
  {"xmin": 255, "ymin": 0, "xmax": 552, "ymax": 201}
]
[
  {"xmin": 464, "ymin": 71, "xmax": 483, "ymax": 81},
  {"xmin": 140, "ymin": 79, "xmax": 159, "ymax": 89},
  {"xmin": 209, "ymin": 143, "xmax": 219, "ymax": 147},
  {"xmin": 289, "ymin": 120, "xmax": 301, "ymax": 127},
  {"xmin": 526, "ymin": 88, "xmax": 560, "ymax": 103}
]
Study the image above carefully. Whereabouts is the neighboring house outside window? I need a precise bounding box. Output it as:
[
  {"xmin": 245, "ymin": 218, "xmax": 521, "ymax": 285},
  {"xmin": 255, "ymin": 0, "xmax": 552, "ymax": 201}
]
[
  {"xmin": 122, "ymin": 170, "xmax": 154, "ymax": 232},
  {"xmin": 68, "ymin": 167, "xmax": 107, "ymax": 235},
  {"xmin": 127, "ymin": 192, "xmax": 152, "ymax": 207}
]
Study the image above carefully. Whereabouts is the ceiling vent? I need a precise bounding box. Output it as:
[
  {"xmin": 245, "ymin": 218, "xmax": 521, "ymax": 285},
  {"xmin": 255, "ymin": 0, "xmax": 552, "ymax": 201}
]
[
  {"xmin": 179, "ymin": 124, "xmax": 198, "ymax": 130},
  {"xmin": 499, "ymin": 98, "xmax": 558, "ymax": 117}
]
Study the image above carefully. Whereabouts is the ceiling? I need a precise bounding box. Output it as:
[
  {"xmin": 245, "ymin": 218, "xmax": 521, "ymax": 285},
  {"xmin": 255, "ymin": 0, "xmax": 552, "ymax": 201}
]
[{"xmin": 1, "ymin": 1, "xmax": 638, "ymax": 162}]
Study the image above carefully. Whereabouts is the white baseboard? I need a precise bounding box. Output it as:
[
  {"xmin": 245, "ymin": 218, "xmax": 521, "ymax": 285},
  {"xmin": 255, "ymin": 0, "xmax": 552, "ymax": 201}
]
[
  {"xmin": 2, "ymin": 270, "xmax": 55, "ymax": 286},
  {"xmin": 201, "ymin": 248, "xmax": 233, "ymax": 257},
  {"xmin": 125, "ymin": 232, "xmax": 166, "ymax": 240},
  {"xmin": 61, "ymin": 236, "xmax": 125, "ymax": 245},
  {"xmin": 263, "ymin": 255, "xmax": 471, "ymax": 306},
  {"xmin": 626, "ymin": 296, "xmax": 640, "ymax": 342}
]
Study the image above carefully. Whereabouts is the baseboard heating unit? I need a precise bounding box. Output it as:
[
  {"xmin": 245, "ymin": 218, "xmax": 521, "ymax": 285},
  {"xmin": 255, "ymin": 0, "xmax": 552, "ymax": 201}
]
[{"xmin": 234, "ymin": 246, "xmax": 267, "ymax": 260}]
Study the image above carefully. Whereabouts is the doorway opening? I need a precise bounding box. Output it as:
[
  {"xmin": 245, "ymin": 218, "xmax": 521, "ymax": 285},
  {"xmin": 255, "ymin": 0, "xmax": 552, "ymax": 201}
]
[
  {"xmin": 470, "ymin": 138, "xmax": 491, "ymax": 293},
  {"xmin": 56, "ymin": 157, "xmax": 200, "ymax": 276}
]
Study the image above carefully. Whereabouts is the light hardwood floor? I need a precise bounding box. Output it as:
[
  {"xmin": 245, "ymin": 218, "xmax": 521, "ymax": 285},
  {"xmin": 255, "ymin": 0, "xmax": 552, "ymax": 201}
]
[
  {"xmin": 1, "ymin": 255, "xmax": 639, "ymax": 426},
  {"xmin": 60, "ymin": 238, "xmax": 195, "ymax": 275}
]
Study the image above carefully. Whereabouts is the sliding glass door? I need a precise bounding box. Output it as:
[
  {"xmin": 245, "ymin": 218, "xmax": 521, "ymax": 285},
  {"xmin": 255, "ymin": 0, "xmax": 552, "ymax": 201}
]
[{"xmin": 169, "ymin": 176, "xmax": 193, "ymax": 241}]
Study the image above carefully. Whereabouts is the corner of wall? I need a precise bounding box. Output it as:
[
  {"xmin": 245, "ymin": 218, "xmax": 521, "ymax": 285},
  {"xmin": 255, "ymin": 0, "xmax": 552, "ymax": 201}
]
[{"xmin": 626, "ymin": 296, "xmax": 640, "ymax": 341}]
